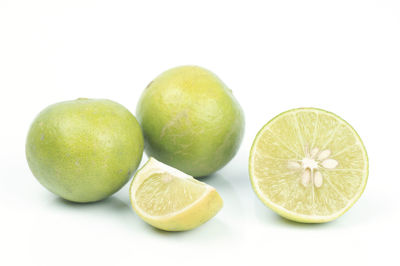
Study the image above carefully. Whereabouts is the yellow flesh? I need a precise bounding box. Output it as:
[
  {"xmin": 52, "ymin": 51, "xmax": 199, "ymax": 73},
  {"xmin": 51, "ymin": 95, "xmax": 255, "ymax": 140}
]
[
  {"xmin": 135, "ymin": 173, "xmax": 207, "ymax": 216},
  {"xmin": 130, "ymin": 158, "xmax": 223, "ymax": 231},
  {"xmin": 250, "ymin": 108, "xmax": 368, "ymax": 221}
]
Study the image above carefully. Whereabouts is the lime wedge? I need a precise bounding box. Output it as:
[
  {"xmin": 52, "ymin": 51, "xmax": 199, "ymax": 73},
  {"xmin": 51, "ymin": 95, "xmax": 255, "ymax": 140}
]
[
  {"xmin": 129, "ymin": 158, "xmax": 223, "ymax": 231},
  {"xmin": 249, "ymin": 108, "xmax": 368, "ymax": 223}
]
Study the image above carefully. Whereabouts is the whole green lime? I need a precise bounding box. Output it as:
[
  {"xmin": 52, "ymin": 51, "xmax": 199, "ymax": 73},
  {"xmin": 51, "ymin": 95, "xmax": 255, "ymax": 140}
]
[
  {"xmin": 136, "ymin": 66, "xmax": 245, "ymax": 177},
  {"xmin": 26, "ymin": 98, "xmax": 144, "ymax": 203}
]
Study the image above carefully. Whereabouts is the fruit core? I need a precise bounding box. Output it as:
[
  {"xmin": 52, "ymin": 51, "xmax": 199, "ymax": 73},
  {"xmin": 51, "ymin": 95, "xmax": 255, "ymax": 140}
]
[{"xmin": 288, "ymin": 146, "xmax": 339, "ymax": 188}]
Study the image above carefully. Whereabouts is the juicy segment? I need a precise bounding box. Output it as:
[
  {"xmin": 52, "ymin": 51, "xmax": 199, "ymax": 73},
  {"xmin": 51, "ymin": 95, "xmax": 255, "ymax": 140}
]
[
  {"xmin": 130, "ymin": 158, "xmax": 223, "ymax": 231},
  {"xmin": 249, "ymin": 108, "xmax": 368, "ymax": 222},
  {"xmin": 135, "ymin": 173, "xmax": 208, "ymax": 216}
]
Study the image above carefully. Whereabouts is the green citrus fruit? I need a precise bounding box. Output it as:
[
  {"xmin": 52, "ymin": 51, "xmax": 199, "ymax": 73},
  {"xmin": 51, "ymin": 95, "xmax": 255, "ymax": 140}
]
[
  {"xmin": 130, "ymin": 157, "xmax": 223, "ymax": 231},
  {"xmin": 136, "ymin": 65, "xmax": 245, "ymax": 177},
  {"xmin": 249, "ymin": 108, "xmax": 368, "ymax": 223},
  {"xmin": 26, "ymin": 98, "xmax": 144, "ymax": 203}
]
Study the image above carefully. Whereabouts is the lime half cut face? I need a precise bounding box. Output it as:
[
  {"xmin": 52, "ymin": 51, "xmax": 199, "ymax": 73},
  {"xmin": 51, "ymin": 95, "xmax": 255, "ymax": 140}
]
[{"xmin": 249, "ymin": 108, "xmax": 368, "ymax": 223}]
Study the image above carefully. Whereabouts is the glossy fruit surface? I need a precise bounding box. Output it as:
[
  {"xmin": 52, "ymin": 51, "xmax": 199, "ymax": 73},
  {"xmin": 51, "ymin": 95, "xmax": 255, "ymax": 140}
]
[
  {"xmin": 26, "ymin": 98, "xmax": 144, "ymax": 202},
  {"xmin": 137, "ymin": 65, "xmax": 244, "ymax": 177}
]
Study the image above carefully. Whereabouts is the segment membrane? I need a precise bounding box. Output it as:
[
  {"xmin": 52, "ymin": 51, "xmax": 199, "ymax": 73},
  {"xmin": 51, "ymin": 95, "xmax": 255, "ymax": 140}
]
[
  {"xmin": 312, "ymin": 112, "xmax": 341, "ymax": 151},
  {"xmin": 251, "ymin": 109, "xmax": 367, "ymax": 218},
  {"xmin": 313, "ymin": 182, "xmax": 348, "ymax": 216},
  {"xmin": 294, "ymin": 110, "xmax": 318, "ymax": 148},
  {"xmin": 258, "ymin": 174, "xmax": 314, "ymax": 215},
  {"xmin": 253, "ymin": 128, "xmax": 302, "ymax": 161},
  {"xmin": 267, "ymin": 113, "xmax": 305, "ymax": 157},
  {"xmin": 330, "ymin": 144, "xmax": 367, "ymax": 170},
  {"xmin": 320, "ymin": 168, "xmax": 365, "ymax": 200}
]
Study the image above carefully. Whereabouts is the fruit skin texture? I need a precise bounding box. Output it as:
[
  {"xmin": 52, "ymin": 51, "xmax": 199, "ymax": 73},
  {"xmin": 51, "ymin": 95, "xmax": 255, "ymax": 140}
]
[
  {"xmin": 136, "ymin": 65, "xmax": 245, "ymax": 177},
  {"xmin": 248, "ymin": 107, "xmax": 369, "ymax": 223},
  {"xmin": 26, "ymin": 98, "xmax": 144, "ymax": 203}
]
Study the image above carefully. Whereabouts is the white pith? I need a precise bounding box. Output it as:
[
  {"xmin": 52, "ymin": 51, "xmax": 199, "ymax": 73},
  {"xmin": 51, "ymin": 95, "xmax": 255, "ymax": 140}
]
[
  {"xmin": 249, "ymin": 109, "xmax": 369, "ymax": 222},
  {"xmin": 130, "ymin": 157, "xmax": 214, "ymax": 219}
]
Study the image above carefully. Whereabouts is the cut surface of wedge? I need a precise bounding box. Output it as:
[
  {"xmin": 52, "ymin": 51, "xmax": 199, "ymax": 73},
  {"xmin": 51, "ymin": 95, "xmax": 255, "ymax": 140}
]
[
  {"xmin": 249, "ymin": 108, "xmax": 368, "ymax": 223},
  {"xmin": 129, "ymin": 158, "xmax": 223, "ymax": 231}
]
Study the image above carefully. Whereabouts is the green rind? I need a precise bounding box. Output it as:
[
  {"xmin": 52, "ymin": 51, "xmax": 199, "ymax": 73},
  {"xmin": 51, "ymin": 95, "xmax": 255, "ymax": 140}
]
[
  {"xmin": 136, "ymin": 65, "xmax": 245, "ymax": 177},
  {"xmin": 249, "ymin": 107, "xmax": 369, "ymax": 223},
  {"xmin": 26, "ymin": 98, "xmax": 144, "ymax": 203}
]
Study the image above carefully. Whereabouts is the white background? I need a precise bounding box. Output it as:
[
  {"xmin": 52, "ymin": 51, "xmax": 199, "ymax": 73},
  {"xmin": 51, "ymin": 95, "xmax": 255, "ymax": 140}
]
[{"xmin": 1, "ymin": 0, "xmax": 399, "ymax": 265}]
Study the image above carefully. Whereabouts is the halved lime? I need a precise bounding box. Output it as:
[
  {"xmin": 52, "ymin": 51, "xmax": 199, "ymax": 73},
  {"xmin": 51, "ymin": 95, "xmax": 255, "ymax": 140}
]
[
  {"xmin": 249, "ymin": 108, "xmax": 368, "ymax": 223},
  {"xmin": 129, "ymin": 158, "xmax": 223, "ymax": 231}
]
